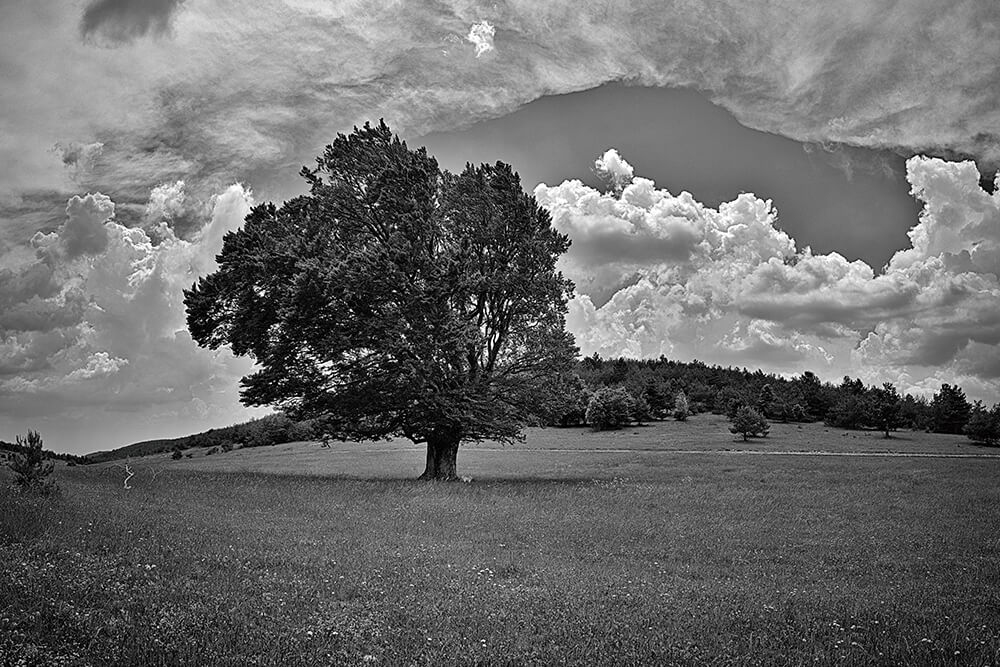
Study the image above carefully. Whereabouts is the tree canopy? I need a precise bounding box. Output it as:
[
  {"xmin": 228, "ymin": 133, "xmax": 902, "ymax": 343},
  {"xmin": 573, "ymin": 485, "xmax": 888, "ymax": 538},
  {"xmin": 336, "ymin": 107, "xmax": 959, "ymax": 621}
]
[{"xmin": 185, "ymin": 121, "xmax": 577, "ymax": 479}]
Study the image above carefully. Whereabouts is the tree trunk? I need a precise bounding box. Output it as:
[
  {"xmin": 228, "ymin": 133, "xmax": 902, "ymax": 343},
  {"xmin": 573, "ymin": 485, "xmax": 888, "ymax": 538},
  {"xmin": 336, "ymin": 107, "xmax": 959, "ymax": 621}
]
[{"xmin": 418, "ymin": 432, "xmax": 461, "ymax": 481}]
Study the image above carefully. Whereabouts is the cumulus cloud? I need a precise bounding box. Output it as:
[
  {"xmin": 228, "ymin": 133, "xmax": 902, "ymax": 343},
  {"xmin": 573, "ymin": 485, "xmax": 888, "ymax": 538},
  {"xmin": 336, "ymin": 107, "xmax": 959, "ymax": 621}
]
[
  {"xmin": 0, "ymin": 184, "xmax": 267, "ymax": 451},
  {"xmin": 594, "ymin": 149, "xmax": 634, "ymax": 194},
  {"xmin": 65, "ymin": 352, "xmax": 128, "ymax": 381},
  {"xmin": 80, "ymin": 0, "xmax": 186, "ymax": 45},
  {"xmin": 466, "ymin": 20, "xmax": 495, "ymax": 57},
  {"xmin": 140, "ymin": 180, "xmax": 209, "ymax": 241},
  {"xmin": 60, "ymin": 193, "xmax": 114, "ymax": 259},
  {"xmin": 540, "ymin": 152, "xmax": 1000, "ymax": 402}
]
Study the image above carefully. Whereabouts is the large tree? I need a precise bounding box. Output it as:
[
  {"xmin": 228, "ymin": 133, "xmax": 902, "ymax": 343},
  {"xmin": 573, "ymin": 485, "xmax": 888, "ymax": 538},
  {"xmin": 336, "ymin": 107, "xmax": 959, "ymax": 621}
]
[{"xmin": 185, "ymin": 121, "xmax": 577, "ymax": 480}]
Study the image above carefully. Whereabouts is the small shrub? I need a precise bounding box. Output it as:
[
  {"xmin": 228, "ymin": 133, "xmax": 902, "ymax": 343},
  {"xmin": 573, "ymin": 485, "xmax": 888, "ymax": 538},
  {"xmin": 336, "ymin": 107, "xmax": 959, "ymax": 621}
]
[
  {"xmin": 185, "ymin": 452, "xmax": 194, "ymax": 458},
  {"xmin": 586, "ymin": 386, "xmax": 635, "ymax": 431},
  {"xmin": 729, "ymin": 406, "xmax": 769, "ymax": 441},
  {"xmin": 673, "ymin": 391, "xmax": 689, "ymax": 421},
  {"xmin": 7, "ymin": 430, "xmax": 57, "ymax": 495},
  {"xmin": 171, "ymin": 449, "xmax": 184, "ymax": 460},
  {"xmin": 220, "ymin": 442, "xmax": 234, "ymax": 453},
  {"xmin": 206, "ymin": 446, "xmax": 220, "ymax": 456}
]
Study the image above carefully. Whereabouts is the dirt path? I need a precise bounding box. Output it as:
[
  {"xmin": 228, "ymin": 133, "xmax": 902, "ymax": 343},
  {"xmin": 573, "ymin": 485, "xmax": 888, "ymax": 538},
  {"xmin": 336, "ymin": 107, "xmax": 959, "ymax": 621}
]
[{"xmin": 464, "ymin": 447, "xmax": 1000, "ymax": 459}]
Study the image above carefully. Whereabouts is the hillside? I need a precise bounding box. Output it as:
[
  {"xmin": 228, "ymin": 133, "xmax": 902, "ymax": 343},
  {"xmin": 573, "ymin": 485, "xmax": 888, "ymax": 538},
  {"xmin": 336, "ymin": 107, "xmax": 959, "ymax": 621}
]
[
  {"xmin": 85, "ymin": 438, "xmax": 185, "ymax": 463},
  {"xmin": 85, "ymin": 413, "xmax": 314, "ymax": 463},
  {"xmin": 85, "ymin": 354, "xmax": 997, "ymax": 462}
]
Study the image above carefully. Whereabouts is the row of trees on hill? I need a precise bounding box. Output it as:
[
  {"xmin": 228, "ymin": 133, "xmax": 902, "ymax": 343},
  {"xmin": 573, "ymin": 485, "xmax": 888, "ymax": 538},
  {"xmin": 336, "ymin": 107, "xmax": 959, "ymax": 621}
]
[
  {"xmin": 173, "ymin": 414, "xmax": 316, "ymax": 451},
  {"xmin": 0, "ymin": 438, "xmax": 89, "ymax": 465},
  {"xmin": 539, "ymin": 355, "xmax": 999, "ymax": 442}
]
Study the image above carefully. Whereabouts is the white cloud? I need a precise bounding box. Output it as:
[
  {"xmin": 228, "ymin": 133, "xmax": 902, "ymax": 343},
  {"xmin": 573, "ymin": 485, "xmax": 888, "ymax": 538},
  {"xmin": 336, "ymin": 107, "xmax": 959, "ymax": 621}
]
[
  {"xmin": 540, "ymin": 151, "xmax": 1000, "ymax": 403},
  {"xmin": 65, "ymin": 352, "xmax": 128, "ymax": 381},
  {"xmin": 0, "ymin": 184, "xmax": 267, "ymax": 451},
  {"xmin": 466, "ymin": 20, "xmax": 495, "ymax": 57},
  {"xmin": 4, "ymin": 0, "xmax": 998, "ymax": 210},
  {"xmin": 594, "ymin": 149, "xmax": 634, "ymax": 194}
]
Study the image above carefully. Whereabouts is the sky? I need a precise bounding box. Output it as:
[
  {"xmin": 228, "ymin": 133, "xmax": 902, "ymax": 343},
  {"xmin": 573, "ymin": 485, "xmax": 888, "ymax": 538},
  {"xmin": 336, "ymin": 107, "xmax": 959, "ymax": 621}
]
[{"xmin": 1, "ymin": 0, "xmax": 999, "ymax": 454}]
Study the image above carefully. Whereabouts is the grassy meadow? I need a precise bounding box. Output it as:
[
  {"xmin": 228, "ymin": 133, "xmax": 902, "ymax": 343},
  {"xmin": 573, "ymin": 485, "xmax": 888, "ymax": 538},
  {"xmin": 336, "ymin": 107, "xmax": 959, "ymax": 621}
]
[{"xmin": 3, "ymin": 417, "xmax": 1000, "ymax": 665}]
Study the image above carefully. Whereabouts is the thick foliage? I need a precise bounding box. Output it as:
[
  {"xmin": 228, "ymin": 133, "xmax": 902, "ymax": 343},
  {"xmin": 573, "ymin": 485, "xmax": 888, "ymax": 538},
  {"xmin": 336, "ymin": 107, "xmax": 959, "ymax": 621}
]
[
  {"xmin": 729, "ymin": 406, "xmax": 770, "ymax": 441},
  {"xmin": 586, "ymin": 386, "xmax": 635, "ymax": 431},
  {"xmin": 931, "ymin": 384, "xmax": 972, "ymax": 435},
  {"xmin": 964, "ymin": 403, "xmax": 1000, "ymax": 445},
  {"xmin": 185, "ymin": 121, "xmax": 577, "ymax": 452},
  {"xmin": 673, "ymin": 391, "xmax": 689, "ymax": 421},
  {"xmin": 866, "ymin": 383, "xmax": 902, "ymax": 437}
]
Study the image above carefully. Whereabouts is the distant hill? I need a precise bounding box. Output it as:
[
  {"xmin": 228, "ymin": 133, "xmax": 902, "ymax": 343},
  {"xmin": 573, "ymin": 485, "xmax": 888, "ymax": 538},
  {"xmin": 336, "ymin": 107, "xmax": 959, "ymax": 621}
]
[
  {"xmin": 85, "ymin": 414, "xmax": 316, "ymax": 463},
  {"xmin": 0, "ymin": 438, "xmax": 90, "ymax": 465},
  {"xmin": 86, "ymin": 438, "xmax": 184, "ymax": 463}
]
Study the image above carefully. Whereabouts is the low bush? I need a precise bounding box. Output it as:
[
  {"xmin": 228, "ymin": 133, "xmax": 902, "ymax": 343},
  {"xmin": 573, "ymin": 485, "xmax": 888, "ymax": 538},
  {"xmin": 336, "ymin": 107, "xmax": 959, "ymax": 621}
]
[
  {"xmin": 7, "ymin": 430, "xmax": 57, "ymax": 495},
  {"xmin": 729, "ymin": 406, "xmax": 769, "ymax": 441},
  {"xmin": 586, "ymin": 386, "xmax": 634, "ymax": 431}
]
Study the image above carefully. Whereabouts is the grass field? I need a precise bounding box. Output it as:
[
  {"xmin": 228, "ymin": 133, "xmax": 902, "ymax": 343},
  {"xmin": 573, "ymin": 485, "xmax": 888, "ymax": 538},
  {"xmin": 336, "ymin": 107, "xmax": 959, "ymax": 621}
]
[{"xmin": 3, "ymin": 417, "xmax": 1000, "ymax": 665}]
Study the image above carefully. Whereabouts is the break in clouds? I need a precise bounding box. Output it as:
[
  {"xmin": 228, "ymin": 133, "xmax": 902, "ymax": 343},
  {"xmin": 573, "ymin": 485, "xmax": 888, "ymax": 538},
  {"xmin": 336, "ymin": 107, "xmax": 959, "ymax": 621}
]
[{"xmin": 542, "ymin": 150, "xmax": 1000, "ymax": 401}]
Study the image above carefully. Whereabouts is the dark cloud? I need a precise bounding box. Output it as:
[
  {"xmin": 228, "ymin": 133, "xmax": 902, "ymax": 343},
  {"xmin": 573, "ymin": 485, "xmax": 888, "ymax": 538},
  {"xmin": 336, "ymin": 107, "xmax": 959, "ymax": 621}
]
[
  {"xmin": 60, "ymin": 193, "xmax": 113, "ymax": 259},
  {"xmin": 80, "ymin": 0, "xmax": 185, "ymax": 45}
]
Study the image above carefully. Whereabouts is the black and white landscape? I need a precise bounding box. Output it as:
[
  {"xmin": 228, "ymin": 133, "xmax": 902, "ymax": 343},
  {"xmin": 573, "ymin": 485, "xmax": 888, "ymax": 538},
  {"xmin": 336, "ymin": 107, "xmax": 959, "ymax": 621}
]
[{"xmin": 2, "ymin": 1, "xmax": 1000, "ymax": 664}]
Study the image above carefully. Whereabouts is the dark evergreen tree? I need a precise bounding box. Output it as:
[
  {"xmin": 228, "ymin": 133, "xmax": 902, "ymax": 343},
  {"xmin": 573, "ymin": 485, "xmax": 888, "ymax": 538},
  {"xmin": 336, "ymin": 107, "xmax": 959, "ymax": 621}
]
[
  {"xmin": 7, "ymin": 430, "xmax": 57, "ymax": 495},
  {"xmin": 642, "ymin": 378, "xmax": 671, "ymax": 420},
  {"xmin": 631, "ymin": 394, "xmax": 652, "ymax": 425},
  {"xmin": 865, "ymin": 382, "xmax": 902, "ymax": 438},
  {"xmin": 931, "ymin": 384, "xmax": 972, "ymax": 434},
  {"xmin": 757, "ymin": 383, "xmax": 775, "ymax": 416},
  {"xmin": 825, "ymin": 395, "xmax": 867, "ymax": 430},
  {"xmin": 900, "ymin": 393, "xmax": 933, "ymax": 430},
  {"xmin": 964, "ymin": 402, "xmax": 1000, "ymax": 445}
]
